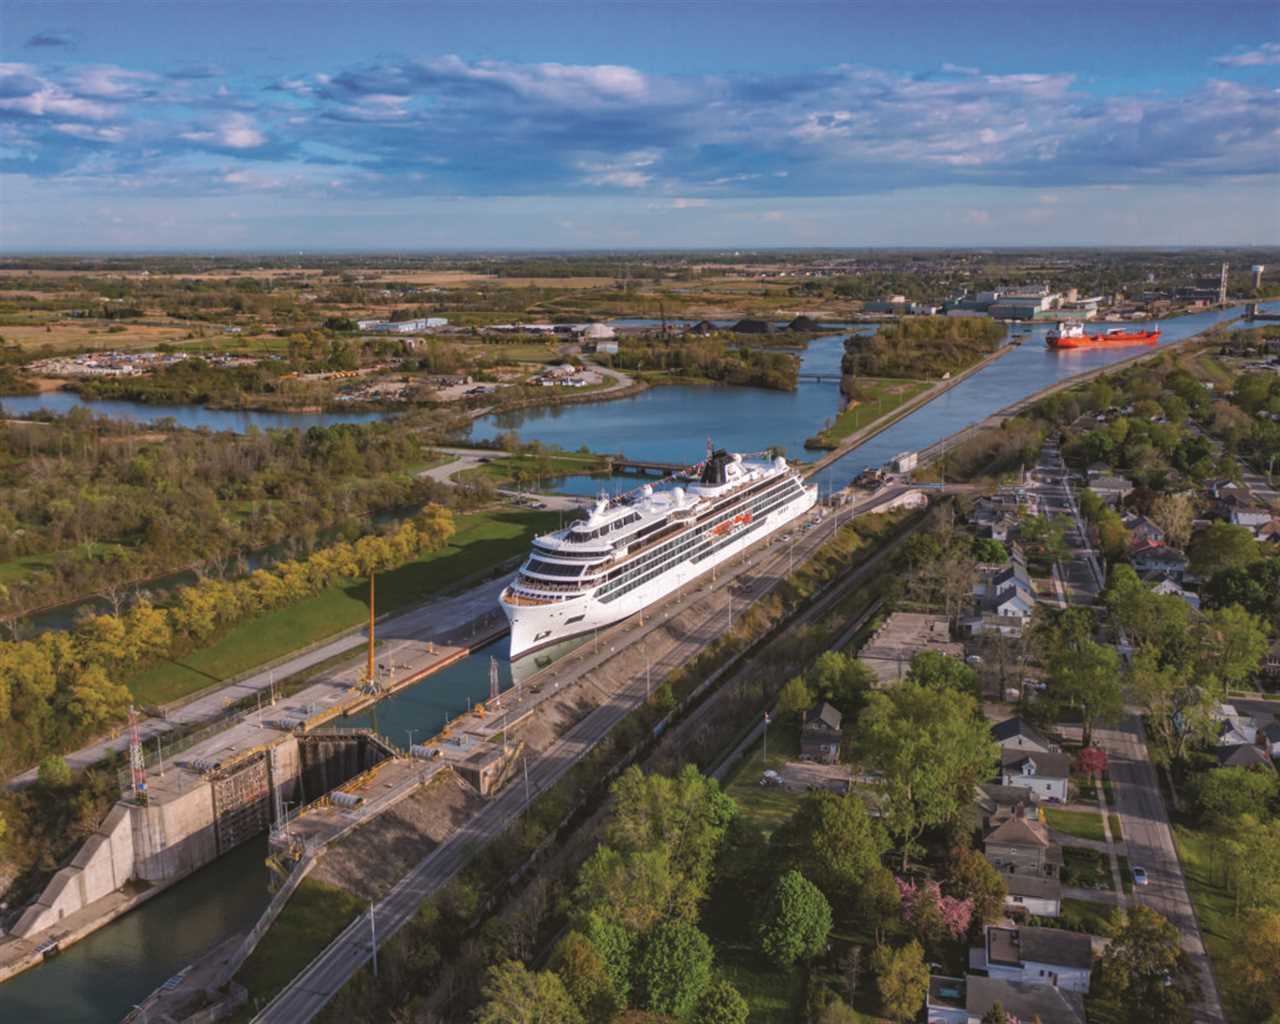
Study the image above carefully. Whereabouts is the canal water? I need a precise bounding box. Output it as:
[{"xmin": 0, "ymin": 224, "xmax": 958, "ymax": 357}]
[
  {"xmin": 0, "ymin": 390, "xmax": 386, "ymax": 432},
  {"xmin": 5, "ymin": 303, "xmax": 1266, "ymax": 1020}
]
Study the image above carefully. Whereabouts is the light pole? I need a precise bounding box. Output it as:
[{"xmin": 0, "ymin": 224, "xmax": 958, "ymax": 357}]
[
  {"xmin": 762, "ymin": 711, "xmax": 771, "ymax": 767},
  {"xmin": 369, "ymin": 901, "xmax": 378, "ymax": 979},
  {"xmin": 406, "ymin": 729, "xmax": 416, "ymax": 754}
]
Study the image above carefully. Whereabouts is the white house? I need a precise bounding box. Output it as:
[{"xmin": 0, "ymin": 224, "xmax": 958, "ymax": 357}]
[
  {"xmin": 991, "ymin": 716, "xmax": 1058, "ymax": 753},
  {"xmin": 1147, "ymin": 575, "xmax": 1201, "ymax": 611},
  {"xmin": 1004, "ymin": 872, "xmax": 1062, "ymax": 918},
  {"xmin": 981, "ymin": 925, "xmax": 1093, "ymax": 993},
  {"xmin": 999, "ymin": 749, "xmax": 1071, "ymax": 803},
  {"xmin": 961, "ymin": 975, "xmax": 1086, "ymax": 1024}
]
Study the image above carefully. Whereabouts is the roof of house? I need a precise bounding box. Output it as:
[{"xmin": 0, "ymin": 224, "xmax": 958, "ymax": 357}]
[
  {"xmin": 985, "ymin": 814, "xmax": 1052, "ymax": 849},
  {"xmin": 978, "ymin": 782, "xmax": 1034, "ymax": 810},
  {"xmin": 1260, "ymin": 721, "xmax": 1280, "ymax": 742},
  {"xmin": 803, "ymin": 701, "xmax": 842, "ymax": 732},
  {"xmin": 1216, "ymin": 744, "xmax": 1273, "ymax": 769},
  {"xmin": 991, "ymin": 716, "xmax": 1054, "ymax": 750},
  {"xmin": 988, "ymin": 925, "xmax": 1093, "ymax": 969},
  {"xmin": 1000, "ymin": 748, "xmax": 1072, "ymax": 779},
  {"xmin": 1088, "ymin": 475, "xmax": 1134, "ymax": 492},
  {"xmin": 1003, "ymin": 872, "xmax": 1064, "ymax": 901},
  {"xmin": 965, "ymin": 975, "xmax": 1086, "ymax": 1024}
]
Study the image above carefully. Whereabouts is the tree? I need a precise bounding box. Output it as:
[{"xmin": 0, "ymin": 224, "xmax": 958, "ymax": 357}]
[
  {"xmin": 633, "ymin": 920, "xmax": 714, "ymax": 1019},
  {"xmin": 1223, "ymin": 815, "xmax": 1280, "ymax": 912},
  {"xmin": 690, "ymin": 980, "xmax": 749, "ymax": 1024},
  {"xmin": 896, "ymin": 877, "xmax": 973, "ymax": 949},
  {"xmin": 1128, "ymin": 647, "xmax": 1219, "ymax": 763},
  {"xmin": 550, "ymin": 932, "xmax": 623, "ymax": 1024},
  {"xmin": 777, "ymin": 675, "xmax": 813, "ymax": 719},
  {"xmin": 757, "ymin": 870, "xmax": 833, "ymax": 968},
  {"xmin": 1074, "ymin": 746, "xmax": 1108, "ymax": 777},
  {"xmin": 580, "ymin": 912, "xmax": 634, "ymax": 1005},
  {"xmin": 473, "ymin": 960, "xmax": 585, "ymax": 1024},
  {"xmin": 1224, "ymin": 908, "xmax": 1280, "ymax": 1021},
  {"xmin": 1188, "ymin": 523, "xmax": 1261, "ymax": 580},
  {"xmin": 807, "ymin": 650, "xmax": 876, "ymax": 713},
  {"xmin": 858, "ymin": 683, "xmax": 997, "ymax": 869},
  {"xmin": 1098, "ymin": 906, "xmax": 1200, "ymax": 1024},
  {"xmin": 1194, "ymin": 605, "xmax": 1269, "ymax": 687},
  {"xmin": 1047, "ymin": 639, "xmax": 1122, "ymax": 747},
  {"xmin": 1192, "ymin": 767, "xmax": 1279, "ymax": 828},
  {"xmin": 1149, "ymin": 493, "xmax": 1195, "ymax": 549},
  {"xmin": 61, "ymin": 664, "xmax": 131, "ymax": 733},
  {"xmin": 947, "ymin": 847, "xmax": 1008, "ymax": 926},
  {"xmin": 37, "ymin": 755, "xmax": 71, "ymax": 788},
  {"xmin": 772, "ymin": 790, "xmax": 888, "ymax": 902},
  {"xmin": 980, "ymin": 1003, "xmax": 1009, "ymax": 1024},
  {"xmin": 870, "ymin": 941, "xmax": 928, "ymax": 1023},
  {"xmin": 907, "ymin": 651, "xmax": 978, "ymax": 697}
]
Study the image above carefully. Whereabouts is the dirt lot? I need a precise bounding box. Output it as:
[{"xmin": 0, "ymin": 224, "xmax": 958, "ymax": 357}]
[
  {"xmin": 310, "ymin": 772, "xmax": 485, "ymax": 901},
  {"xmin": 0, "ymin": 321, "xmax": 202, "ymax": 351},
  {"xmin": 778, "ymin": 760, "xmax": 853, "ymax": 794}
]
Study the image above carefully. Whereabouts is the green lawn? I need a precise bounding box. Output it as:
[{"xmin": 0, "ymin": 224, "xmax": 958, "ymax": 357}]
[
  {"xmin": 1059, "ymin": 897, "xmax": 1116, "ymax": 936},
  {"xmin": 808, "ymin": 377, "xmax": 932, "ymax": 448},
  {"xmin": 722, "ymin": 724, "xmax": 803, "ymax": 835},
  {"xmin": 1044, "ymin": 807, "xmax": 1107, "ymax": 843},
  {"xmin": 234, "ymin": 880, "xmax": 363, "ymax": 1013},
  {"xmin": 126, "ymin": 509, "xmax": 559, "ymax": 706},
  {"xmin": 0, "ymin": 542, "xmax": 122, "ymax": 586},
  {"xmin": 1173, "ymin": 824, "xmax": 1247, "ymax": 1020},
  {"xmin": 1061, "ymin": 847, "xmax": 1113, "ymax": 891},
  {"xmin": 457, "ymin": 451, "xmax": 612, "ymax": 488}
]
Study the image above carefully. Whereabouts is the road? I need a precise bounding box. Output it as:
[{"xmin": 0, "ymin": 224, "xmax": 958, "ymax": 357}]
[
  {"xmin": 253, "ymin": 492, "xmax": 898, "ymax": 1022},
  {"xmin": 1094, "ymin": 715, "xmax": 1225, "ymax": 1024},
  {"xmin": 1026, "ymin": 441, "xmax": 1105, "ymax": 604}
]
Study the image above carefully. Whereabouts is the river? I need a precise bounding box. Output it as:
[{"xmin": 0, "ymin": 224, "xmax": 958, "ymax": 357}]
[{"xmin": 3, "ymin": 302, "xmax": 1266, "ymax": 1020}]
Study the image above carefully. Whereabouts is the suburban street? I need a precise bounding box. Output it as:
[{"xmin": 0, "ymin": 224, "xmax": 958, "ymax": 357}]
[{"xmin": 1095, "ymin": 714, "xmax": 1225, "ymax": 1024}]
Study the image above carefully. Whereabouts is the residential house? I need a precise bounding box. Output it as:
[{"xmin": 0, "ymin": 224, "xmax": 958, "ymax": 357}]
[
  {"xmin": 1230, "ymin": 505, "xmax": 1276, "ymax": 537},
  {"xmin": 1130, "ymin": 542, "xmax": 1188, "ymax": 581},
  {"xmin": 1263, "ymin": 641, "xmax": 1280, "ymax": 684},
  {"xmin": 1258, "ymin": 721, "xmax": 1280, "ymax": 759},
  {"xmin": 1000, "ymin": 748, "xmax": 1071, "ymax": 803},
  {"xmin": 984, "ymin": 812, "xmax": 1061, "ymax": 876},
  {"xmin": 1004, "ymin": 872, "xmax": 1063, "ymax": 918},
  {"xmin": 981, "ymin": 925, "xmax": 1094, "ymax": 993},
  {"xmin": 1087, "ymin": 475, "xmax": 1134, "ymax": 506},
  {"xmin": 972, "ymin": 557, "xmax": 1036, "ymax": 622},
  {"xmin": 800, "ymin": 702, "xmax": 842, "ymax": 763},
  {"xmin": 1216, "ymin": 743, "xmax": 1274, "ymax": 770},
  {"xmin": 1213, "ymin": 704, "xmax": 1259, "ymax": 746},
  {"xmin": 1145, "ymin": 573, "xmax": 1201, "ymax": 611},
  {"xmin": 976, "ymin": 783, "xmax": 1033, "ymax": 829},
  {"xmin": 1257, "ymin": 519, "xmax": 1280, "ymax": 545},
  {"xmin": 961, "ymin": 976, "xmax": 1086, "ymax": 1024},
  {"xmin": 992, "ymin": 716, "xmax": 1058, "ymax": 753},
  {"xmin": 1124, "ymin": 514, "xmax": 1166, "ymax": 547}
]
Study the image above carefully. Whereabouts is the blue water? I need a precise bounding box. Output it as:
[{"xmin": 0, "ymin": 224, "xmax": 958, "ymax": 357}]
[{"xmin": 0, "ymin": 391, "xmax": 388, "ymax": 432}]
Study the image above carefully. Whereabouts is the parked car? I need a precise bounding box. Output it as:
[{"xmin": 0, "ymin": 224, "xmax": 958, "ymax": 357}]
[{"xmin": 1132, "ymin": 866, "xmax": 1149, "ymax": 886}]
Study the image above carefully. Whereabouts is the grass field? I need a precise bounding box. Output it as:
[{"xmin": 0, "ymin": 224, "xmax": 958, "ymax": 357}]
[
  {"xmin": 0, "ymin": 320, "xmax": 200, "ymax": 351},
  {"xmin": 808, "ymin": 377, "xmax": 931, "ymax": 448},
  {"xmin": 457, "ymin": 451, "xmax": 611, "ymax": 489},
  {"xmin": 233, "ymin": 880, "xmax": 363, "ymax": 1015},
  {"xmin": 1045, "ymin": 807, "xmax": 1107, "ymax": 843},
  {"xmin": 1059, "ymin": 897, "xmax": 1116, "ymax": 935},
  {"xmin": 722, "ymin": 725, "xmax": 803, "ymax": 835},
  {"xmin": 1062, "ymin": 847, "xmax": 1113, "ymax": 890},
  {"xmin": 126, "ymin": 508, "xmax": 558, "ymax": 706},
  {"xmin": 1173, "ymin": 824, "xmax": 1245, "ymax": 1019}
]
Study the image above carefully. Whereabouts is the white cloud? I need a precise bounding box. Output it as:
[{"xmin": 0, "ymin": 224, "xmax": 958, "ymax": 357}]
[
  {"xmin": 424, "ymin": 55, "xmax": 650, "ymax": 105},
  {"xmin": 72, "ymin": 65, "xmax": 157, "ymax": 99},
  {"xmin": 578, "ymin": 149, "xmax": 660, "ymax": 188},
  {"xmin": 1214, "ymin": 42, "xmax": 1280, "ymax": 67},
  {"xmin": 181, "ymin": 113, "xmax": 266, "ymax": 149},
  {"xmin": 53, "ymin": 122, "xmax": 125, "ymax": 142}
]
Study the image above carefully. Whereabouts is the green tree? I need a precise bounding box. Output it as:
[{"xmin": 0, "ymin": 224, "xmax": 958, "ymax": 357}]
[
  {"xmin": 690, "ymin": 979, "xmax": 749, "ymax": 1024},
  {"xmin": 1128, "ymin": 647, "xmax": 1218, "ymax": 764},
  {"xmin": 947, "ymin": 847, "xmax": 1008, "ymax": 926},
  {"xmin": 907, "ymin": 651, "xmax": 978, "ymax": 697},
  {"xmin": 1194, "ymin": 604, "xmax": 1269, "ymax": 687},
  {"xmin": 870, "ymin": 940, "xmax": 929, "ymax": 1023},
  {"xmin": 1224, "ymin": 908, "xmax": 1280, "ymax": 1022},
  {"xmin": 580, "ymin": 912, "xmax": 634, "ymax": 1004},
  {"xmin": 1098, "ymin": 906, "xmax": 1200, "ymax": 1024},
  {"xmin": 473, "ymin": 960, "xmax": 585, "ymax": 1024},
  {"xmin": 37, "ymin": 755, "xmax": 72, "ymax": 788},
  {"xmin": 550, "ymin": 931, "xmax": 623, "ymax": 1024},
  {"xmin": 1188, "ymin": 523, "xmax": 1261, "ymax": 580},
  {"xmin": 633, "ymin": 920, "xmax": 714, "ymax": 1019},
  {"xmin": 858, "ymin": 683, "xmax": 997, "ymax": 869},
  {"xmin": 60, "ymin": 665, "xmax": 131, "ymax": 733},
  {"xmin": 1047, "ymin": 639, "xmax": 1122, "ymax": 747},
  {"xmin": 777, "ymin": 675, "xmax": 814, "ymax": 718},
  {"xmin": 1224, "ymin": 815, "xmax": 1280, "ymax": 912},
  {"xmin": 773, "ymin": 790, "xmax": 889, "ymax": 902},
  {"xmin": 980, "ymin": 1003, "xmax": 1009, "ymax": 1024},
  {"xmin": 757, "ymin": 870, "xmax": 833, "ymax": 968},
  {"xmin": 1193, "ymin": 767, "xmax": 1279, "ymax": 828},
  {"xmin": 807, "ymin": 651, "xmax": 877, "ymax": 713}
]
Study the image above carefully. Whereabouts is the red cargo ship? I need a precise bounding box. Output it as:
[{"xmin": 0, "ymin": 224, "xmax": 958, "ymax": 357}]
[{"xmin": 1046, "ymin": 320, "xmax": 1160, "ymax": 349}]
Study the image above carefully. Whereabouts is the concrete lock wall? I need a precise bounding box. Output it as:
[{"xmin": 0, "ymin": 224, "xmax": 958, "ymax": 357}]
[
  {"xmin": 12, "ymin": 803, "xmax": 137, "ymax": 937},
  {"xmin": 133, "ymin": 786, "xmax": 219, "ymax": 883}
]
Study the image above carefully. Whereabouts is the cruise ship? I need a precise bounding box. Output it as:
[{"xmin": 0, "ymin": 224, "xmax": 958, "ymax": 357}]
[{"xmin": 500, "ymin": 448, "xmax": 818, "ymax": 659}]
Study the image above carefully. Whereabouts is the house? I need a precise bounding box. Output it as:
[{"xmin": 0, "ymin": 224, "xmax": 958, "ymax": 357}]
[
  {"xmin": 800, "ymin": 702, "xmax": 843, "ymax": 763},
  {"xmin": 1130, "ymin": 543, "xmax": 1188, "ymax": 581},
  {"xmin": 1145, "ymin": 573, "xmax": 1201, "ymax": 610},
  {"xmin": 1216, "ymin": 743, "xmax": 1273, "ymax": 770},
  {"xmin": 1124, "ymin": 514, "xmax": 1166, "ymax": 546},
  {"xmin": 1087, "ymin": 475, "xmax": 1134, "ymax": 506},
  {"xmin": 974, "ymin": 559, "xmax": 1036, "ymax": 620},
  {"xmin": 1000, "ymin": 748, "xmax": 1071, "ymax": 803},
  {"xmin": 981, "ymin": 925, "xmax": 1093, "ymax": 993},
  {"xmin": 1258, "ymin": 721, "xmax": 1280, "ymax": 759},
  {"xmin": 1213, "ymin": 704, "xmax": 1259, "ymax": 746},
  {"xmin": 960, "ymin": 975, "xmax": 1086, "ymax": 1024},
  {"xmin": 960, "ymin": 613, "xmax": 1026, "ymax": 639},
  {"xmin": 1264, "ymin": 641, "xmax": 1280, "ymax": 684},
  {"xmin": 576, "ymin": 322, "xmax": 616, "ymax": 341},
  {"xmin": 992, "ymin": 716, "xmax": 1058, "ymax": 753},
  {"xmin": 984, "ymin": 812, "xmax": 1062, "ymax": 878},
  {"xmin": 1004, "ymin": 872, "xmax": 1063, "ymax": 918},
  {"xmin": 1230, "ymin": 505, "xmax": 1275, "ymax": 536},
  {"xmin": 1257, "ymin": 519, "xmax": 1280, "ymax": 545}
]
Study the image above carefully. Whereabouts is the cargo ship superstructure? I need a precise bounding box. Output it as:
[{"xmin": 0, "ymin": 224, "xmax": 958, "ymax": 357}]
[{"xmin": 500, "ymin": 448, "xmax": 818, "ymax": 659}]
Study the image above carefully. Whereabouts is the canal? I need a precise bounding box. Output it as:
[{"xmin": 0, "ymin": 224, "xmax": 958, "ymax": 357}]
[{"xmin": 3, "ymin": 303, "xmax": 1265, "ymax": 1020}]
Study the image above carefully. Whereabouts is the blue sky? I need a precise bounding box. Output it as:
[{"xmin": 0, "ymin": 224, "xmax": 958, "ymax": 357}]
[{"xmin": 2, "ymin": 0, "xmax": 1278, "ymax": 250}]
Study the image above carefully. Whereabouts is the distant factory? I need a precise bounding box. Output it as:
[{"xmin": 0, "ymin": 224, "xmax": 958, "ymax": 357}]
[
  {"xmin": 944, "ymin": 287, "xmax": 1102, "ymax": 321},
  {"xmin": 356, "ymin": 317, "xmax": 449, "ymax": 333}
]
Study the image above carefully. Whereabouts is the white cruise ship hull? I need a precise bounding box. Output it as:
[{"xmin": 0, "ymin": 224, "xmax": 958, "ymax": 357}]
[{"xmin": 503, "ymin": 482, "xmax": 817, "ymax": 660}]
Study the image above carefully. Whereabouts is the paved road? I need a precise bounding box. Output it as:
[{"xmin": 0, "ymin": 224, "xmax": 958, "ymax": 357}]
[
  {"xmin": 254, "ymin": 493, "xmax": 888, "ymax": 1021},
  {"xmin": 1095, "ymin": 714, "xmax": 1225, "ymax": 1024}
]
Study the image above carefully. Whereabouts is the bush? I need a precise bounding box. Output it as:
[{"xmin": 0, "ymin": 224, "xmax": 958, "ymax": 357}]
[{"xmin": 757, "ymin": 870, "xmax": 833, "ymax": 968}]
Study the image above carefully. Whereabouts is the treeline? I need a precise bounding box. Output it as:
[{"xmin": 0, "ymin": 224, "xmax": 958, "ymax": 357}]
[
  {"xmin": 605, "ymin": 339, "xmax": 799, "ymax": 390},
  {"xmin": 842, "ymin": 317, "xmax": 1005, "ymax": 380},
  {"xmin": 0, "ymin": 506, "xmax": 455, "ymax": 775},
  {"xmin": 0, "ymin": 411, "xmax": 471, "ymax": 618}
]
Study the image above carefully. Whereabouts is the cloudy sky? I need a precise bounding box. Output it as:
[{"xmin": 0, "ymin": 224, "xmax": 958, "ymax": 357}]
[{"xmin": 2, "ymin": 0, "xmax": 1278, "ymax": 250}]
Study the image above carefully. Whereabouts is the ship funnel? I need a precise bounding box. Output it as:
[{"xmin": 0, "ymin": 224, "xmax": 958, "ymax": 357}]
[{"xmin": 672, "ymin": 487, "xmax": 686, "ymax": 508}]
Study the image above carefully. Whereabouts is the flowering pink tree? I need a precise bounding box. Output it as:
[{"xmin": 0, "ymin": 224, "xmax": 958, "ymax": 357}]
[
  {"xmin": 1074, "ymin": 746, "xmax": 1108, "ymax": 777},
  {"xmin": 896, "ymin": 876, "xmax": 973, "ymax": 943}
]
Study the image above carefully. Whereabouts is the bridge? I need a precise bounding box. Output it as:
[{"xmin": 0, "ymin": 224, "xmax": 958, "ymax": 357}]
[
  {"xmin": 608, "ymin": 457, "xmax": 687, "ymax": 476},
  {"xmin": 796, "ymin": 372, "xmax": 841, "ymax": 383}
]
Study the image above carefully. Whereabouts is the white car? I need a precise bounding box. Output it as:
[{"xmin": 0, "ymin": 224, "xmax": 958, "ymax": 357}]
[{"xmin": 1132, "ymin": 866, "xmax": 1149, "ymax": 886}]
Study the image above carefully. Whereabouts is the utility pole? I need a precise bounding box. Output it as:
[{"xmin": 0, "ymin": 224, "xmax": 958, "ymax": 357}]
[
  {"xmin": 406, "ymin": 729, "xmax": 416, "ymax": 754},
  {"xmin": 762, "ymin": 711, "xmax": 770, "ymax": 766},
  {"xmin": 366, "ymin": 573, "xmax": 376, "ymax": 687}
]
